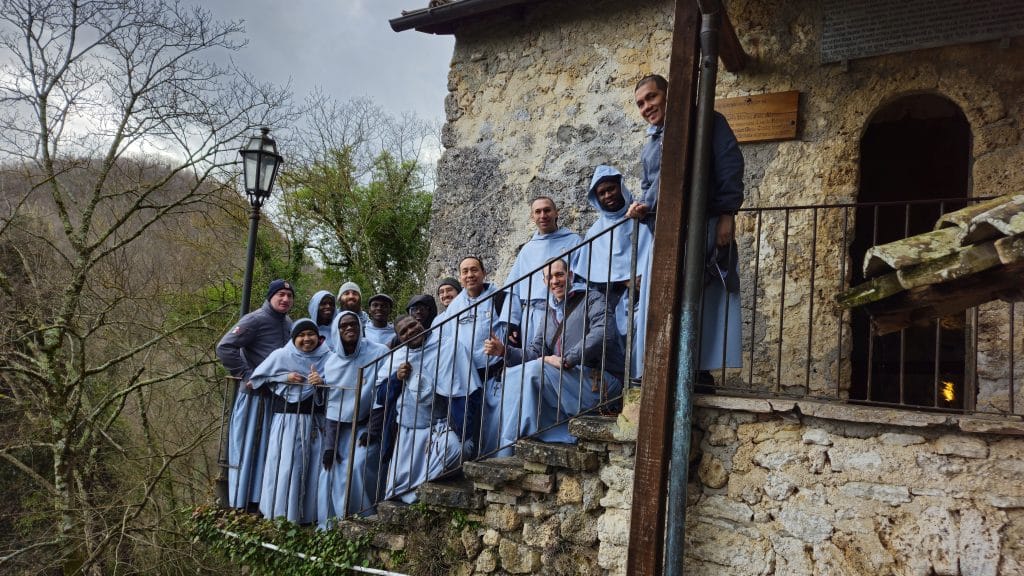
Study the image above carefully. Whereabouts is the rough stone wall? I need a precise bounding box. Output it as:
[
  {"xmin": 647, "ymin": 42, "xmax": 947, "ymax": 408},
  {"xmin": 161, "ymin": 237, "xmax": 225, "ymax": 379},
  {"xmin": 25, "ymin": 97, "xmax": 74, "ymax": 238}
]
[
  {"xmin": 429, "ymin": 0, "xmax": 1024, "ymax": 404},
  {"xmin": 352, "ymin": 403, "xmax": 1024, "ymax": 575},
  {"xmin": 355, "ymin": 417, "xmax": 637, "ymax": 575},
  {"xmin": 685, "ymin": 398, "xmax": 1024, "ymax": 576},
  {"xmin": 429, "ymin": 0, "xmax": 673, "ymax": 279}
]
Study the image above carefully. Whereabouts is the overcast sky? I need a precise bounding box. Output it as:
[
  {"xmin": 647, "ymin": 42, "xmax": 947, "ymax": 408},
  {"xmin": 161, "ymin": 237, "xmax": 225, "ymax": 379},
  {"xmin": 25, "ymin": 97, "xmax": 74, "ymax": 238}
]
[{"xmin": 202, "ymin": 0, "xmax": 455, "ymax": 123}]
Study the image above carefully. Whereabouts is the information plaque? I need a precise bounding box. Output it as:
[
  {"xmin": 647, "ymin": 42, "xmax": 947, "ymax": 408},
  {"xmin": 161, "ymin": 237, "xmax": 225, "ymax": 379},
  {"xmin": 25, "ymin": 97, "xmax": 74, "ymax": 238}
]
[
  {"xmin": 716, "ymin": 91, "xmax": 799, "ymax": 143},
  {"xmin": 822, "ymin": 0, "xmax": 1024, "ymax": 63}
]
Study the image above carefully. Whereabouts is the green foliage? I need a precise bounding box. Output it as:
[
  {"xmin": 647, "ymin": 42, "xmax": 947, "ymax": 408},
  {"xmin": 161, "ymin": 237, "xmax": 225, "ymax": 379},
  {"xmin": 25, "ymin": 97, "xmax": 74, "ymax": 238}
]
[
  {"xmin": 190, "ymin": 506, "xmax": 372, "ymax": 576},
  {"xmin": 280, "ymin": 147, "xmax": 433, "ymax": 309}
]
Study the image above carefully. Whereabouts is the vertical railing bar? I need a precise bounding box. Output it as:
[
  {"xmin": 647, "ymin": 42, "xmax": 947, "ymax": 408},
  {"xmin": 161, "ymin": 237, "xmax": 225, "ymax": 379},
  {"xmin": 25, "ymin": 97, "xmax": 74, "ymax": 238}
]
[
  {"xmin": 748, "ymin": 210, "xmax": 762, "ymax": 387},
  {"xmin": 837, "ymin": 206, "xmax": 849, "ymax": 398},
  {"xmin": 454, "ymin": 306, "xmax": 473, "ymax": 460},
  {"xmin": 805, "ymin": 207, "xmax": 819, "ymax": 390},
  {"xmin": 898, "ymin": 203, "xmax": 910, "ymax": 406},
  {"xmin": 867, "ymin": 320, "xmax": 875, "ymax": 402},
  {"xmin": 344, "ymin": 372, "xmax": 362, "ymax": 519},
  {"xmin": 971, "ymin": 305, "xmax": 980, "ymax": 413},
  {"xmin": 933, "ymin": 319, "xmax": 942, "ymax": 408},
  {"xmin": 624, "ymin": 220, "xmax": 638, "ymax": 389},
  {"xmin": 775, "ymin": 209, "xmax": 790, "ymax": 391},
  {"xmin": 1009, "ymin": 302, "xmax": 1016, "ymax": 415},
  {"xmin": 936, "ymin": 199, "xmax": 946, "ymax": 409}
]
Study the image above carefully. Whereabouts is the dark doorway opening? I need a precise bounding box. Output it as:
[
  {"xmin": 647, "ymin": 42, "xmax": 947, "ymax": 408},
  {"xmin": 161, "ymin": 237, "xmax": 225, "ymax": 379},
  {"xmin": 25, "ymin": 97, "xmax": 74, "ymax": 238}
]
[{"xmin": 849, "ymin": 94, "xmax": 971, "ymax": 409}]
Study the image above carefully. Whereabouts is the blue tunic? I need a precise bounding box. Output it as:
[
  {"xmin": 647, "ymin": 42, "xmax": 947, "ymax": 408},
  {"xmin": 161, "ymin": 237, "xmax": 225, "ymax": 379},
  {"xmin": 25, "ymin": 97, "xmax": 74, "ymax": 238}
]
[
  {"xmin": 497, "ymin": 287, "xmax": 625, "ymax": 454},
  {"xmin": 364, "ymin": 323, "xmax": 396, "ymax": 348},
  {"xmin": 248, "ymin": 324, "xmax": 329, "ymax": 523},
  {"xmin": 641, "ymin": 113, "xmax": 745, "ymax": 372},
  {"xmin": 307, "ymin": 290, "xmax": 336, "ymax": 346},
  {"xmin": 572, "ymin": 165, "xmax": 653, "ymax": 379},
  {"xmin": 385, "ymin": 332, "xmax": 479, "ymax": 502},
  {"xmin": 505, "ymin": 227, "xmax": 582, "ymax": 347},
  {"xmin": 436, "ymin": 283, "xmax": 523, "ymax": 456},
  {"xmin": 216, "ymin": 300, "xmax": 292, "ymax": 508},
  {"xmin": 317, "ymin": 316, "xmax": 390, "ymax": 525}
]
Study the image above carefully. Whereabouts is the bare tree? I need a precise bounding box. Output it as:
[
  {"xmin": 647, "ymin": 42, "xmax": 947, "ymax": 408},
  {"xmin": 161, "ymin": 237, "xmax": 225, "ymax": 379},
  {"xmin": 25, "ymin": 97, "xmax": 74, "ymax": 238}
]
[
  {"xmin": 0, "ymin": 1, "xmax": 291, "ymax": 573},
  {"xmin": 275, "ymin": 92, "xmax": 438, "ymax": 304}
]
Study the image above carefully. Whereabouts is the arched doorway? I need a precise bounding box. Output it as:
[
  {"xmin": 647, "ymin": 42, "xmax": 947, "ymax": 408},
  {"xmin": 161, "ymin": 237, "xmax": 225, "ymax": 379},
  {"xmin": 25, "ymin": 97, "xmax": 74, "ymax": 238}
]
[{"xmin": 849, "ymin": 94, "xmax": 972, "ymax": 409}]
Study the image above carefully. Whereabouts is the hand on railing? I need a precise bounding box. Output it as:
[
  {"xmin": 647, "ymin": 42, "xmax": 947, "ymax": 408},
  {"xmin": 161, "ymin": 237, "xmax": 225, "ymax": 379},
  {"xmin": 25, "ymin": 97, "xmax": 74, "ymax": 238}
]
[
  {"xmin": 626, "ymin": 201, "xmax": 649, "ymax": 219},
  {"xmin": 483, "ymin": 332, "xmax": 505, "ymax": 357},
  {"xmin": 396, "ymin": 361, "xmax": 412, "ymax": 381}
]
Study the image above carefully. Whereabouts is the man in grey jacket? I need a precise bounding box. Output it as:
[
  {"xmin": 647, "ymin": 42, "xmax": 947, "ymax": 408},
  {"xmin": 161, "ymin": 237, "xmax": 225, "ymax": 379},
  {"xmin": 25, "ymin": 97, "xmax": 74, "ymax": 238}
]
[
  {"xmin": 216, "ymin": 279, "xmax": 294, "ymax": 509},
  {"xmin": 483, "ymin": 259, "xmax": 624, "ymax": 456}
]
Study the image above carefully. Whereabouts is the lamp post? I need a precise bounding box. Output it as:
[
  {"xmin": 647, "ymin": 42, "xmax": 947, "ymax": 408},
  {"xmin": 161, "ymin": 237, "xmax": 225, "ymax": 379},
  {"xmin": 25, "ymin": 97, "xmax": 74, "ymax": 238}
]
[
  {"xmin": 215, "ymin": 127, "xmax": 283, "ymax": 508},
  {"xmin": 238, "ymin": 126, "xmax": 283, "ymax": 316}
]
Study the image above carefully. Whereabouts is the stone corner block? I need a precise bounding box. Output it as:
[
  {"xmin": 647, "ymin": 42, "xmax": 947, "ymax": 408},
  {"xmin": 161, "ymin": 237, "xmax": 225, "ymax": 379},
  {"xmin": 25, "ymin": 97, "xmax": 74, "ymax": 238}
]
[
  {"xmin": 417, "ymin": 477, "xmax": 485, "ymax": 510},
  {"xmin": 516, "ymin": 439, "xmax": 600, "ymax": 471}
]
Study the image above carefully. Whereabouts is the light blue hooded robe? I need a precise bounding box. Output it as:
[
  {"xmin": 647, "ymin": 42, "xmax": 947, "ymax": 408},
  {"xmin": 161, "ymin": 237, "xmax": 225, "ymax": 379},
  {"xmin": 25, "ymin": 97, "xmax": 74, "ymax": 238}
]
[
  {"xmin": 495, "ymin": 280, "xmax": 625, "ymax": 456},
  {"xmin": 249, "ymin": 318, "xmax": 328, "ymax": 524},
  {"xmin": 385, "ymin": 330, "xmax": 480, "ymax": 503},
  {"xmin": 505, "ymin": 227, "xmax": 582, "ymax": 346},
  {"xmin": 434, "ymin": 282, "xmax": 523, "ymax": 457},
  {"xmin": 641, "ymin": 114, "xmax": 745, "ymax": 372},
  {"xmin": 317, "ymin": 311, "xmax": 391, "ymax": 526},
  {"xmin": 572, "ymin": 165, "xmax": 653, "ymax": 379},
  {"xmin": 307, "ymin": 290, "xmax": 336, "ymax": 347}
]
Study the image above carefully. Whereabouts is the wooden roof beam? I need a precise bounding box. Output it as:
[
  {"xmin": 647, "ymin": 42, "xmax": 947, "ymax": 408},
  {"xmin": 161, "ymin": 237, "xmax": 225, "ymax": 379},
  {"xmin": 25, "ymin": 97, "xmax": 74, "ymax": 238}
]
[{"xmin": 719, "ymin": 7, "xmax": 747, "ymax": 72}]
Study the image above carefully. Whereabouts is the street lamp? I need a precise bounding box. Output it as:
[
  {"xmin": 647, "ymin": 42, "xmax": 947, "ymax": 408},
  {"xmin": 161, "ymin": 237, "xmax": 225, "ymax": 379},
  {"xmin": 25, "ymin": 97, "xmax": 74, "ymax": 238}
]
[
  {"xmin": 238, "ymin": 126, "xmax": 283, "ymax": 316},
  {"xmin": 216, "ymin": 127, "xmax": 283, "ymax": 508}
]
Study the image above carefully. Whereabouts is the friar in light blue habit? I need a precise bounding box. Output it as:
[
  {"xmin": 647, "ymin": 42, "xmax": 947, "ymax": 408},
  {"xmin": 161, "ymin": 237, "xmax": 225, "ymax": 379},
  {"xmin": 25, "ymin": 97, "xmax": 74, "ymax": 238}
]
[
  {"xmin": 363, "ymin": 293, "xmax": 396, "ymax": 347},
  {"xmin": 307, "ymin": 290, "xmax": 336, "ymax": 347},
  {"xmin": 385, "ymin": 315, "xmax": 480, "ymax": 503},
  {"xmin": 436, "ymin": 256, "xmax": 522, "ymax": 457},
  {"xmin": 248, "ymin": 318, "xmax": 327, "ymax": 524},
  {"xmin": 216, "ymin": 279, "xmax": 294, "ymax": 509},
  {"xmin": 505, "ymin": 196, "xmax": 582, "ymax": 350},
  {"xmin": 317, "ymin": 311, "xmax": 391, "ymax": 527},
  {"xmin": 485, "ymin": 259, "xmax": 624, "ymax": 456},
  {"xmin": 572, "ymin": 166, "xmax": 653, "ymax": 380},
  {"xmin": 633, "ymin": 74, "xmax": 745, "ymax": 375}
]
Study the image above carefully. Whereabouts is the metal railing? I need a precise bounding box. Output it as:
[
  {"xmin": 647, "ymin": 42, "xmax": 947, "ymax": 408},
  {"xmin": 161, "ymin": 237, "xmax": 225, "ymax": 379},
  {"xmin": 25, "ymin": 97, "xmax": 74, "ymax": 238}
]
[
  {"xmin": 219, "ymin": 216, "xmax": 643, "ymax": 524},
  {"xmin": 725, "ymin": 197, "xmax": 1021, "ymax": 417},
  {"xmin": 218, "ymin": 197, "xmax": 1023, "ymax": 525}
]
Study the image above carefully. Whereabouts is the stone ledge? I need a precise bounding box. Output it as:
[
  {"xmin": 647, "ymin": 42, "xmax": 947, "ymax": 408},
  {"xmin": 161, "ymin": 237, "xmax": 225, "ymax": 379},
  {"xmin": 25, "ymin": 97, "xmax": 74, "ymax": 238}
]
[
  {"xmin": 958, "ymin": 415, "xmax": 1024, "ymax": 436},
  {"xmin": 516, "ymin": 439, "xmax": 600, "ymax": 472},
  {"xmin": 374, "ymin": 501, "xmax": 416, "ymax": 525},
  {"xmin": 464, "ymin": 457, "xmax": 526, "ymax": 487},
  {"xmin": 417, "ymin": 476, "xmax": 484, "ymax": 510},
  {"xmin": 694, "ymin": 394, "xmax": 1024, "ymax": 436},
  {"xmin": 569, "ymin": 415, "xmax": 621, "ymax": 442}
]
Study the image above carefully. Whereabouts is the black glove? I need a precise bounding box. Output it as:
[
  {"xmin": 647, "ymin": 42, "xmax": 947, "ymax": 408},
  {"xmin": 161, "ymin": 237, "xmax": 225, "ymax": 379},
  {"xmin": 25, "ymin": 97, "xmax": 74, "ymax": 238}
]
[{"xmin": 322, "ymin": 448, "xmax": 337, "ymax": 469}]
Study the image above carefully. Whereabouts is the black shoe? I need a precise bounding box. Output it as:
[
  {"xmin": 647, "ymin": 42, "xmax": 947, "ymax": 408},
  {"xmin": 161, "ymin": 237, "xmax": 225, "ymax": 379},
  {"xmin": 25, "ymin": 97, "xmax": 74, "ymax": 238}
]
[{"xmin": 694, "ymin": 371, "xmax": 716, "ymax": 395}]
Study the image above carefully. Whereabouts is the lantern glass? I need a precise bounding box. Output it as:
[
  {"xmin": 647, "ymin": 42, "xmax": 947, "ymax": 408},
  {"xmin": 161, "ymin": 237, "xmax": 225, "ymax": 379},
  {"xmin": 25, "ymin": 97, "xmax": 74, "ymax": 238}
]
[{"xmin": 239, "ymin": 127, "xmax": 282, "ymax": 208}]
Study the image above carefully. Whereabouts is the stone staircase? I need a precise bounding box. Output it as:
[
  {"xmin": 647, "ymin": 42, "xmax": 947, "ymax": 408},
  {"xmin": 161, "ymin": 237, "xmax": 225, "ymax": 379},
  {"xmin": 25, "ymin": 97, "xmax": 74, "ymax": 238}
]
[{"xmin": 353, "ymin": 415, "xmax": 636, "ymax": 575}]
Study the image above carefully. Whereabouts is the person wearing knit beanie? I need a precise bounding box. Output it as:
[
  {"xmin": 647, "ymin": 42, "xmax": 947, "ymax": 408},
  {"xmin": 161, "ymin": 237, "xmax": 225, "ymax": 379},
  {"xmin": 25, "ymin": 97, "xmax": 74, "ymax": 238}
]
[{"xmin": 436, "ymin": 277, "xmax": 461, "ymax": 310}]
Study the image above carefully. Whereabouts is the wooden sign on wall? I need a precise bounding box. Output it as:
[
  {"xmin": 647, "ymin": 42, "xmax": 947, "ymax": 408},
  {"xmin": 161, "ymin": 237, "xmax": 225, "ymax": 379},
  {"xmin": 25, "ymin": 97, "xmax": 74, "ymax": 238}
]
[{"xmin": 716, "ymin": 90, "xmax": 799, "ymax": 143}]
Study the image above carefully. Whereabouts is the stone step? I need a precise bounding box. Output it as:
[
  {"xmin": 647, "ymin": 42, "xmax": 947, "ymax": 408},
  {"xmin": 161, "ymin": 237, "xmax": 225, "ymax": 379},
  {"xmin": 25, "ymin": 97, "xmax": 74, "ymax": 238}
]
[
  {"xmin": 515, "ymin": 439, "xmax": 600, "ymax": 472},
  {"xmin": 463, "ymin": 456, "xmax": 526, "ymax": 488},
  {"xmin": 416, "ymin": 475, "xmax": 484, "ymax": 510},
  {"xmin": 374, "ymin": 500, "xmax": 416, "ymax": 525},
  {"xmin": 568, "ymin": 415, "xmax": 620, "ymax": 442}
]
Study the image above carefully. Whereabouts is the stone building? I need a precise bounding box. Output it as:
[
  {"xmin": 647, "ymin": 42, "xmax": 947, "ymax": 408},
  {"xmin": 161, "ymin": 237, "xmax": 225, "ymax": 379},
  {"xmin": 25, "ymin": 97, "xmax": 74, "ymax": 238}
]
[{"xmin": 388, "ymin": 0, "xmax": 1024, "ymax": 574}]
